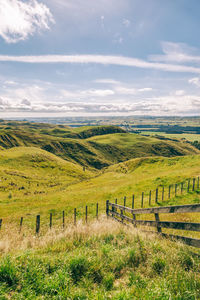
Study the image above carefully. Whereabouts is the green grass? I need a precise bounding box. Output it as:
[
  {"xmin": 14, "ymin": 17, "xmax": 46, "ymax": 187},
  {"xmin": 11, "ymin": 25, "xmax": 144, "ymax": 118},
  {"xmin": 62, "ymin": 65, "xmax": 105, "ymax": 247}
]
[
  {"xmin": 0, "ymin": 121, "xmax": 198, "ymax": 170},
  {"xmin": 1, "ymin": 219, "xmax": 200, "ymax": 299},
  {"xmin": 0, "ymin": 147, "xmax": 199, "ymax": 229},
  {"xmin": 141, "ymin": 131, "xmax": 200, "ymax": 142},
  {"xmin": 0, "ymin": 121, "xmax": 200, "ymax": 298}
]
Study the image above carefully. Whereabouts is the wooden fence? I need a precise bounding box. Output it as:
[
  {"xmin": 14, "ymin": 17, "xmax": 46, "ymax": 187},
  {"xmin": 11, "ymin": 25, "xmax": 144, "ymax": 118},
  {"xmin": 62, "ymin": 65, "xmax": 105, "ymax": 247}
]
[
  {"xmin": 106, "ymin": 201, "xmax": 200, "ymax": 248},
  {"xmin": 0, "ymin": 203, "xmax": 99, "ymax": 235},
  {"xmin": 0, "ymin": 176, "xmax": 199, "ymax": 235},
  {"xmin": 119, "ymin": 176, "xmax": 200, "ymax": 209}
]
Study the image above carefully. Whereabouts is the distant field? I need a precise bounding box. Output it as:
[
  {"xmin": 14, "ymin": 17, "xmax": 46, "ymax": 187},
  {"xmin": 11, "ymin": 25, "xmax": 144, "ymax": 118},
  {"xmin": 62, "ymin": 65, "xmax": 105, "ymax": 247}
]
[{"xmin": 140, "ymin": 131, "xmax": 200, "ymax": 142}]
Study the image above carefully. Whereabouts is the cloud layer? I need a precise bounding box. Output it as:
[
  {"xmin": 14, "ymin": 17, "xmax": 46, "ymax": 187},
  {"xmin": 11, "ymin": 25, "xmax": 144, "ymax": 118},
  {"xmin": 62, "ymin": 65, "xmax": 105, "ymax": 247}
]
[
  {"xmin": 0, "ymin": 0, "xmax": 54, "ymax": 43},
  {"xmin": 1, "ymin": 54, "xmax": 200, "ymax": 74}
]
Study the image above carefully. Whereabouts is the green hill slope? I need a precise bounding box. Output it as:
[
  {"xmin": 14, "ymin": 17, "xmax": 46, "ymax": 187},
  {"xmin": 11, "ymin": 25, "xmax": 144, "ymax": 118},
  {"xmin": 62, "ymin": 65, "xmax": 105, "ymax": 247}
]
[{"xmin": 0, "ymin": 122, "xmax": 199, "ymax": 170}]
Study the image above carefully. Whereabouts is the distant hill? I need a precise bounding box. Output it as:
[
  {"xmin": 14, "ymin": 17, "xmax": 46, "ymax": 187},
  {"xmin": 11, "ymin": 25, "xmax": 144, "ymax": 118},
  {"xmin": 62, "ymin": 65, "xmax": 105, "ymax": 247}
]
[{"xmin": 0, "ymin": 121, "xmax": 199, "ymax": 169}]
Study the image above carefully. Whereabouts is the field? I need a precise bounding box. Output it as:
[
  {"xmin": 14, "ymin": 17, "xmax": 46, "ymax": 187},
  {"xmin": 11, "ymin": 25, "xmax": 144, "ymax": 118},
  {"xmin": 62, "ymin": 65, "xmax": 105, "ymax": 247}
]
[
  {"xmin": 140, "ymin": 131, "xmax": 200, "ymax": 142},
  {"xmin": 1, "ymin": 219, "xmax": 200, "ymax": 299},
  {"xmin": 0, "ymin": 120, "xmax": 200, "ymax": 299}
]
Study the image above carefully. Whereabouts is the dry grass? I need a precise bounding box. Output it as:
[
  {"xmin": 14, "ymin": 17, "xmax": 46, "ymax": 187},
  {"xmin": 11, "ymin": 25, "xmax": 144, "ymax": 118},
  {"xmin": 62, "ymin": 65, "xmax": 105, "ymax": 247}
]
[{"xmin": 0, "ymin": 216, "xmax": 192, "ymax": 255}]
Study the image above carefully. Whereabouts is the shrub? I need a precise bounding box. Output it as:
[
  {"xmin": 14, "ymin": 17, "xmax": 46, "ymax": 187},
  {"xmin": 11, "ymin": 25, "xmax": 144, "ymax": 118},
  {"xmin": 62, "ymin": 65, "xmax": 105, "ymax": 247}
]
[
  {"xmin": 127, "ymin": 249, "xmax": 140, "ymax": 268},
  {"xmin": 0, "ymin": 257, "xmax": 18, "ymax": 288},
  {"xmin": 69, "ymin": 257, "xmax": 89, "ymax": 283},
  {"xmin": 128, "ymin": 272, "xmax": 147, "ymax": 288},
  {"xmin": 179, "ymin": 251, "xmax": 194, "ymax": 271},
  {"xmin": 152, "ymin": 257, "xmax": 166, "ymax": 274},
  {"xmin": 103, "ymin": 234, "xmax": 114, "ymax": 244},
  {"xmin": 103, "ymin": 273, "xmax": 114, "ymax": 291}
]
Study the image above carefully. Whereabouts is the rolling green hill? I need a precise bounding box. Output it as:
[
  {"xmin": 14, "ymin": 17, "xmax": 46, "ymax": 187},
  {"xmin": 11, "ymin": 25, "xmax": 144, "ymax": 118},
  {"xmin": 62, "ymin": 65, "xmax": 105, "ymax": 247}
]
[{"xmin": 0, "ymin": 121, "xmax": 199, "ymax": 170}]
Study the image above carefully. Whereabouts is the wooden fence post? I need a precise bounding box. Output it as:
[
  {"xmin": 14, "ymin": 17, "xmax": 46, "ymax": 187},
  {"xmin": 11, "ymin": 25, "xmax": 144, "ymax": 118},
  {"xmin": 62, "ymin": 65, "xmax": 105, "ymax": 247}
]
[
  {"xmin": 132, "ymin": 213, "xmax": 137, "ymax": 228},
  {"xmin": 0, "ymin": 219, "xmax": 2, "ymax": 230},
  {"xmin": 192, "ymin": 178, "xmax": 195, "ymax": 191},
  {"xmin": 96, "ymin": 203, "xmax": 99, "ymax": 220},
  {"xmin": 155, "ymin": 213, "xmax": 162, "ymax": 233},
  {"xmin": 106, "ymin": 200, "xmax": 109, "ymax": 218},
  {"xmin": 141, "ymin": 192, "xmax": 144, "ymax": 208},
  {"xmin": 162, "ymin": 186, "xmax": 164, "ymax": 202},
  {"xmin": 168, "ymin": 185, "xmax": 171, "ymax": 199},
  {"xmin": 50, "ymin": 213, "xmax": 52, "ymax": 229},
  {"xmin": 155, "ymin": 188, "xmax": 158, "ymax": 203},
  {"xmin": 120, "ymin": 209, "xmax": 124, "ymax": 223},
  {"xmin": 85, "ymin": 206, "xmax": 88, "ymax": 223},
  {"xmin": 175, "ymin": 184, "xmax": 177, "ymax": 196},
  {"xmin": 36, "ymin": 215, "xmax": 40, "ymax": 235},
  {"xmin": 19, "ymin": 217, "xmax": 23, "ymax": 232},
  {"xmin": 74, "ymin": 208, "xmax": 76, "ymax": 226},
  {"xmin": 181, "ymin": 182, "xmax": 183, "ymax": 194},
  {"xmin": 62, "ymin": 211, "xmax": 65, "ymax": 229},
  {"xmin": 132, "ymin": 195, "xmax": 135, "ymax": 209},
  {"xmin": 198, "ymin": 177, "xmax": 200, "ymax": 189},
  {"xmin": 124, "ymin": 196, "xmax": 126, "ymax": 207},
  {"xmin": 115, "ymin": 199, "xmax": 117, "ymax": 212},
  {"xmin": 187, "ymin": 179, "xmax": 190, "ymax": 192},
  {"xmin": 149, "ymin": 190, "xmax": 151, "ymax": 206}
]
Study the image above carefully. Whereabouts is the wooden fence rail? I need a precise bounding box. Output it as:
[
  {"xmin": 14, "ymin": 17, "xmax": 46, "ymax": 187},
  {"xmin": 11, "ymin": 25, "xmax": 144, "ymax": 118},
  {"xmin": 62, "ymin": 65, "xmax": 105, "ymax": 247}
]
[{"xmin": 106, "ymin": 201, "xmax": 200, "ymax": 248}]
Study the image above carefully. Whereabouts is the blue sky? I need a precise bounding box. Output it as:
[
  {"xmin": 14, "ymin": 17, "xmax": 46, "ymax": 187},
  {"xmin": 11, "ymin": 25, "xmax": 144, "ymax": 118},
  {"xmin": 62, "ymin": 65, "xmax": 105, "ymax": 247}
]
[{"xmin": 0, "ymin": 0, "xmax": 200, "ymax": 117}]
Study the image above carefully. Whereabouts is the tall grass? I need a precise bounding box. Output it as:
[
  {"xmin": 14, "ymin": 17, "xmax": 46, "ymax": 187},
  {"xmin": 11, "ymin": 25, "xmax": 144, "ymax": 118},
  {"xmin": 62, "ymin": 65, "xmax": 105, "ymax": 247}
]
[{"xmin": 0, "ymin": 217, "xmax": 200, "ymax": 299}]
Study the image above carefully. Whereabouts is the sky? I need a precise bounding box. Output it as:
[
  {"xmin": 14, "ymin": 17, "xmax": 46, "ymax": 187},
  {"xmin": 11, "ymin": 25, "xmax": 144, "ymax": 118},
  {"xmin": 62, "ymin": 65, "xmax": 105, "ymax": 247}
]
[{"xmin": 0, "ymin": 0, "xmax": 200, "ymax": 117}]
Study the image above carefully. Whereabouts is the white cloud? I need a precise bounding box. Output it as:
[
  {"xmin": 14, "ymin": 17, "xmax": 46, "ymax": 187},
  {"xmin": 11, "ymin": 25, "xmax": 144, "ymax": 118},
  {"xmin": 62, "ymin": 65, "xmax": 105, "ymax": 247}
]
[
  {"xmin": 188, "ymin": 77, "xmax": 200, "ymax": 87},
  {"xmin": 1, "ymin": 54, "xmax": 200, "ymax": 74},
  {"xmin": 174, "ymin": 90, "xmax": 185, "ymax": 96},
  {"xmin": 138, "ymin": 88, "xmax": 153, "ymax": 92},
  {"xmin": 0, "ymin": 0, "xmax": 54, "ymax": 43},
  {"xmin": 122, "ymin": 19, "xmax": 131, "ymax": 27},
  {"xmin": 95, "ymin": 79, "xmax": 121, "ymax": 85},
  {"xmin": 149, "ymin": 41, "xmax": 200, "ymax": 64}
]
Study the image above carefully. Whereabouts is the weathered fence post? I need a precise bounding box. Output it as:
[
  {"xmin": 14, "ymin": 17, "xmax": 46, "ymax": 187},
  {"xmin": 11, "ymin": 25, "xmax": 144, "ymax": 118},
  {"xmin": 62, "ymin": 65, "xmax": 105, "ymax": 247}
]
[
  {"xmin": 19, "ymin": 217, "xmax": 23, "ymax": 232},
  {"xmin": 62, "ymin": 211, "xmax": 65, "ymax": 229},
  {"xmin": 120, "ymin": 209, "xmax": 124, "ymax": 223},
  {"xmin": 115, "ymin": 199, "xmax": 117, "ymax": 212},
  {"xmin": 85, "ymin": 206, "xmax": 88, "ymax": 223},
  {"xmin": 132, "ymin": 213, "xmax": 137, "ymax": 228},
  {"xmin": 106, "ymin": 200, "xmax": 109, "ymax": 218},
  {"xmin": 175, "ymin": 184, "xmax": 177, "ymax": 196},
  {"xmin": 50, "ymin": 213, "xmax": 52, "ymax": 229},
  {"xmin": 187, "ymin": 179, "xmax": 190, "ymax": 192},
  {"xmin": 149, "ymin": 190, "xmax": 151, "ymax": 206},
  {"xmin": 162, "ymin": 186, "xmax": 164, "ymax": 202},
  {"xmin": 74, "ymin": 208, "xmax": 76, "ymax": 226},
  {"xmin": 36, "ymin": 215, "xmax": 40, "ymax": 235},
  {"xmin": 132, "ymin": 195, "xmax": 135, "ymax": 209},
  {"xmin": 155, "ymin": 213, "xmax": 162, "ymax": 233},
  {"xmin": 192, "ymin": 178, "xmax": 195, "ymax": 191},
  {"xmin": 181, "ymin": 182, "xmax": 184, "ymax": 194},
  {"xmin": 124, "ymin": 196, "xmax": 126, "ymax": 207},
  {"xmin": 168, "ymin": 185, "xmax": 171, "ymax": 199},
  {"xmin": 96, "ymin": 203, "xmax": 99, "ymax": 220},
  {"xmin": 155, "ymin": 188, "xmax": 158, "ymax": 203},
  {"xmin": 141, "ymin": 192, "xmax": 144, "ymax": 208},
  {"xmin": 0, "ymin": 219, "xmax": 2, "ymax": 230}
]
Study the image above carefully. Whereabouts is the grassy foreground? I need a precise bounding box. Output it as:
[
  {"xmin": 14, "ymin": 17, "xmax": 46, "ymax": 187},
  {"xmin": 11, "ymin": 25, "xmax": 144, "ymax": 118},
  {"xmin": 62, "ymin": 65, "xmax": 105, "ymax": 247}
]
[{"xmin": 0, "ymin": 218, "xmax": 200, "ymax": 299}]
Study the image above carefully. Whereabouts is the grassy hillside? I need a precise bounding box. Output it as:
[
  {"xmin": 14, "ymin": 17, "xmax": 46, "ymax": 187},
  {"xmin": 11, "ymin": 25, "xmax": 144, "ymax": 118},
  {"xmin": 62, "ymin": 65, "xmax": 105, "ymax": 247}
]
[
  {"xmin": 0, "ymin": 151, "xmax": 199, "ymax": 226},
  {"xmin": 0, "ymin": 121, "xmax": 199, "ymax": 170},
  {"xmin": 0, "ymin": 219, "xmax": 200, "ymax": 299}
]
